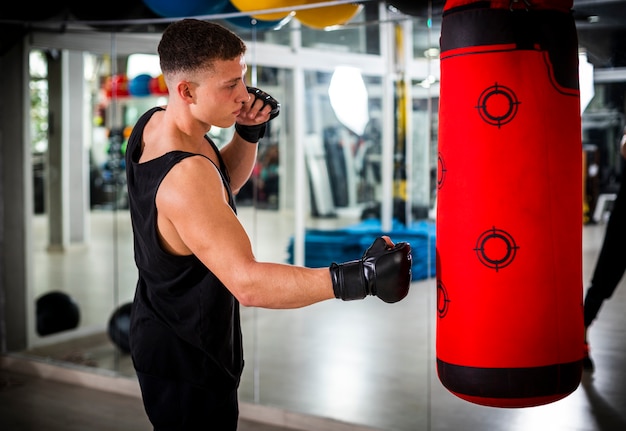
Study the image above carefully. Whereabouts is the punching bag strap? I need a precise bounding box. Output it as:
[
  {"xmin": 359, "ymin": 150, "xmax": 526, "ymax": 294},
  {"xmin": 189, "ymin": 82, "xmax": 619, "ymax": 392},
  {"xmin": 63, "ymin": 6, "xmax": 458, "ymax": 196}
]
[
  {"xmin": 441, "ymin": 1, "xmax": 579, "ymax": 92},
  {"xmin": 443, "ymin": 0, "xmax": 573, "ymax": 13}
]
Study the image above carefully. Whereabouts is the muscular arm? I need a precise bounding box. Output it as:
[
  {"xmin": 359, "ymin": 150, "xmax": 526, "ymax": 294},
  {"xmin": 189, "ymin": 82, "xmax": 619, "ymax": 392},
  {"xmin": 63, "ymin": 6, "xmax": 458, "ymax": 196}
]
[
  {"xmin": 156, "ymin": 155, "xmax": 335, "ymax": 309},
  {"xmin": 219, "ymin": 134, "xmax": 258, "ymax": 194},
  {"xmin": 220, "ymin": 88, "xmax": 273, "ymax": 193}
]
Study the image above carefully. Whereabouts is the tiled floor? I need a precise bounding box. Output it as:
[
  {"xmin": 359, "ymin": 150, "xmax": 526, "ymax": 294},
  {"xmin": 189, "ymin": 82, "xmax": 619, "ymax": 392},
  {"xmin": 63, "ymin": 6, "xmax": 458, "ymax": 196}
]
[
  {"xmin": 4, "ymin": 208, "xmax": 626, "ymax": 430},
  {"xmin": 0, "ymin": 367, "xmax": 297, "ymax": 431}
]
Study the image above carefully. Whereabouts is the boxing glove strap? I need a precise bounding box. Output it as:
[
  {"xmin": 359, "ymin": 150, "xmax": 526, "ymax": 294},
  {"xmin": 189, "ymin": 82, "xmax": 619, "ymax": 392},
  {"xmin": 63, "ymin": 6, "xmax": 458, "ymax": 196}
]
[
  {"xmin": 235, "ymin": 122, "xmax": 267, "ymax": 143},
  {"xmin": 329, "ymin": 261, "xmax": 369, "ymax": 301}
]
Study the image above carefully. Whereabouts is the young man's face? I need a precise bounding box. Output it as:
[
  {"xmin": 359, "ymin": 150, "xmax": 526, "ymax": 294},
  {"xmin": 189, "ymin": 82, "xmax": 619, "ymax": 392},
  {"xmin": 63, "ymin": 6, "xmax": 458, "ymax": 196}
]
[{"xmin": 189, "ymin": 55, "xmax": 250, "ymax": 129}]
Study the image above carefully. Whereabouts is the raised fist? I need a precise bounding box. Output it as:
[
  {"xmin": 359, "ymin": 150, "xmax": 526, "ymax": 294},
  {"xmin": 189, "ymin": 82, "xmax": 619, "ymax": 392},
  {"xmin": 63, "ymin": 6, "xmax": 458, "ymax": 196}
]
[{"xmin": 330, "ymin": 236, "xmax": 412, "ymax": 303}]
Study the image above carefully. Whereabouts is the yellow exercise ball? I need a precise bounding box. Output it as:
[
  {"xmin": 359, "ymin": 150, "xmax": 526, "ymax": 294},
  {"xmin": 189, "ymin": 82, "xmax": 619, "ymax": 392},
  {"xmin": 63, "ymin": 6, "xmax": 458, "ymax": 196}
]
[
  {"xmin": 230, "ymin": 0, "xmax": 306, "ymax": 21},
  {"xmin": 295, "ymin": 1, "xmax": 363, "ymax": 29}
]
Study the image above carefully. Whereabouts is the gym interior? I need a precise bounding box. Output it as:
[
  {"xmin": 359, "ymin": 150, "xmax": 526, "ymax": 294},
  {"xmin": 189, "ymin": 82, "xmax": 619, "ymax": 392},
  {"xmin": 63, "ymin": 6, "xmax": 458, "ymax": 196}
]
[{"xmin": 2, "ymin": 1, "xmax": 626, "ymax": 430}]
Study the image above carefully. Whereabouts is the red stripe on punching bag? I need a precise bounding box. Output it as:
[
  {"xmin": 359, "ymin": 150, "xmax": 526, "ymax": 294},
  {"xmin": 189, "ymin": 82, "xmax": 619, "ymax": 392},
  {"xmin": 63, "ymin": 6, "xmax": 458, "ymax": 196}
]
[{"xmin": 436, "ymin": 0, "xmax": 584, "ymax": 408}]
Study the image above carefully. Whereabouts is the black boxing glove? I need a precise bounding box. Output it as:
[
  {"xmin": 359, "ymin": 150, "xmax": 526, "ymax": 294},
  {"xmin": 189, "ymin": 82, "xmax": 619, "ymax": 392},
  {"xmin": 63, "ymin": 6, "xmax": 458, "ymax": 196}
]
[
  {"xmin": 235, "ymin": 87, "xmax": 281, "ymax": 143},
  {"xmin": 247, "ymin": 86, "xmax": 280, "ymax": 120},
  {"xmin": 329, "ymin": 236, "xmax": 412, "ymax": 303}
]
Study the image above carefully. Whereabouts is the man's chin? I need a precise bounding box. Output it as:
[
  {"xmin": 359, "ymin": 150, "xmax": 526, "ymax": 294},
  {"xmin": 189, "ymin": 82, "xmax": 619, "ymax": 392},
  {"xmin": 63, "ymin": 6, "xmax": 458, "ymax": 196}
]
[{"xmin": 214, "ymin": 120, "xmax": 236, "ymax": 130}]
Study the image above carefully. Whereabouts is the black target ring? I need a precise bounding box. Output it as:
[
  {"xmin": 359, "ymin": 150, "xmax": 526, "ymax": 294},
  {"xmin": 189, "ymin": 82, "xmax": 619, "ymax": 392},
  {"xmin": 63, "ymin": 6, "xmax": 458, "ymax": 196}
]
[
  {"xmin": 437, "ymin": 280, "xmax": 451, "ymax": 318},
  {"xmin": 473, "ymin": 227, "xmax": 519, "ymax": 271},
  {"xmin": 476, "ymin": 83, "xmax": 520, "ymax": 128},
  {"xmin": 437, "ymin": 153, "xmax": 446, "ymax": 190}
]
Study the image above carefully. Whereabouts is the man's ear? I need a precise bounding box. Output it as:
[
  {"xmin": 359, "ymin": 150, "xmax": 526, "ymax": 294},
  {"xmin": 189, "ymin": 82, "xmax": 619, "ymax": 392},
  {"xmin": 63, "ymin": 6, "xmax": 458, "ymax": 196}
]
[{"xmin": 177, "ymin": 81, "xmax": 194, "ymax": 102}]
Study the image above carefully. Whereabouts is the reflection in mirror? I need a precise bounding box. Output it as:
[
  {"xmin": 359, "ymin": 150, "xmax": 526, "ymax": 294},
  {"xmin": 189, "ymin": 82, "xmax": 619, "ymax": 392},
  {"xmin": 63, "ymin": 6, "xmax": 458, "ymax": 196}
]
[
  {"xmin": 329, "ymin": 66, "xmax": 370, "ymax": 136},
  {"xmin": 29, "ymin": 45, "xmax": 138, "ymax": 373},
  {"xmin": 21, "ymin": 6, "xmax": 437, "ymax": 430}
]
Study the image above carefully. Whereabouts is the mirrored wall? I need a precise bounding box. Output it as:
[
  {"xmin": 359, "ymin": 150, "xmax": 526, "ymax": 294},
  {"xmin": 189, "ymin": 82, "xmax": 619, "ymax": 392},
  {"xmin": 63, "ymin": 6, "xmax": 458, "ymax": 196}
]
[{"xmin": 19, "ymin": 3, "xmax": 439, "ymax": 430}]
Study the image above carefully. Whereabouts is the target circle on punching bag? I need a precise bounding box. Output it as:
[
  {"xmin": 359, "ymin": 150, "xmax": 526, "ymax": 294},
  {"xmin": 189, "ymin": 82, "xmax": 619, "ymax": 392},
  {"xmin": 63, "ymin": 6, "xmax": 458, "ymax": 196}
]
[
  {"xmin": 475, "ymin": 83, "xmax": 520, "ymax": 128},
  {"xmin": 437, "ymin": 280, "xmax": 451, "ymax": 318},
  {"xmin": 437, "ymin": 153, "xmax": 447, "ymax": 190},
  {"xmin": 473, "ymin": 227, "xmax": 519, "ymax": 271}
]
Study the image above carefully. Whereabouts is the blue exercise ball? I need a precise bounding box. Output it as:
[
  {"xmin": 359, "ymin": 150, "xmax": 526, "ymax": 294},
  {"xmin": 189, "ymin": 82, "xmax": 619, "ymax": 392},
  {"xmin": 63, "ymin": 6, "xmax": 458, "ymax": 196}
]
[
  {"xmin": 129, "ymin": 74, "xmax": 153, "ymax": 97},
  {"xmin": 142, "ymin": 0, "xmax": 229, "ymax": 17}
]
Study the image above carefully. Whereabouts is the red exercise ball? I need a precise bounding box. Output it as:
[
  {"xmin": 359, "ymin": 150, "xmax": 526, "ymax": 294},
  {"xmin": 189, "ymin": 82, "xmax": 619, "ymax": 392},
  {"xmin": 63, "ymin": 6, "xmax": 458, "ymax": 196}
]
[
  {"xmin": 104, "ymin": 74, "xmax": 130, "ymax": 98},
  {"xmin": 149, "ymin": 74, "xmax": 169, "ymax": 95}
]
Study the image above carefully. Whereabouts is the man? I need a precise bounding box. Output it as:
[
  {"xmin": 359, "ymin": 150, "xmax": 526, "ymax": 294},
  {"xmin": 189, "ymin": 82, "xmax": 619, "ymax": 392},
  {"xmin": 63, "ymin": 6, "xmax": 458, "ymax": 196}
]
[
  {"xmin": 583, "ymin": 125, "xmax": 626, "ymax": 371},
  {"xmin": 125, "ymin": 18, "xmax": 412, "ymax": 429}
]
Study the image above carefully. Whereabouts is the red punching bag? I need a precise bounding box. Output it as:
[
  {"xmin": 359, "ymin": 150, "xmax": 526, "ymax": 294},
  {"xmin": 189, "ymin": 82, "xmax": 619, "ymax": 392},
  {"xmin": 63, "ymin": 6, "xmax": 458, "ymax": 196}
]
[{"xmin": 436, "ymin": 0, "xmax": 584, "ymax": 408}]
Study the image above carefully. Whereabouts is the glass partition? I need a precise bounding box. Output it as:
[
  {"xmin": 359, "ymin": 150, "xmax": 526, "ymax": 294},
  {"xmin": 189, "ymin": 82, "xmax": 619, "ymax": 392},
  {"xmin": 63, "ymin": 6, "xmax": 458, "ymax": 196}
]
[
  {"xmin": 20, "ymin": 5, "xmax": 433, "ymax": 430},
  {"xmin": 29, "ymin": 47, "xmax": 137, "ymax": 372}
]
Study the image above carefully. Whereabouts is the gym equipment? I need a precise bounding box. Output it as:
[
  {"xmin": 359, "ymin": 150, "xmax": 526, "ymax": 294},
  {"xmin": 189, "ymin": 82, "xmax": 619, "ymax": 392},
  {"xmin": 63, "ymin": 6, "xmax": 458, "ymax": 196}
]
[
  {"xmin": 222, "ymin": 2, "xmax": 287, "ymax": 30},
  {"xmin": 436, "ymin": 0, "xmax": 583, "ymax": 407},
  {"xmin": 149, "ymin": 74, "xmax": 169, "ymax": 95},
  {"xmin": 108, "ymin": 302, "xmax": 132, "ymax": 353},
  {"xmin": 304, "ymin": 134, "xmax": 336, "ymax": 217},
  {"xmin": 128, "ymin": 74, "xmax": 152, "ymax": 97},
  {"xmin": 230, "ymin": 0, "xmax": 306, "ymax": 21},
  {"xmin": 287, "ymin": 218, "xmax": 436, "ymax": 281},
  {"xmin": 36, "ymin": 291, "xmax": 80, "ymax": 336},
  {"xmin": 104, "ymin": 74, "xmax": 130, "ymax": 98},
  {"xmin": 142, "ymin": 0, "xmax": 229, "ymax": 17},
  {"xmin": 323, "ymin": 126, "xmax": 350, "ymax": 208},
  {"xmin": 295, "ymin": 0, "xmax": 363, "ymax": 29}
]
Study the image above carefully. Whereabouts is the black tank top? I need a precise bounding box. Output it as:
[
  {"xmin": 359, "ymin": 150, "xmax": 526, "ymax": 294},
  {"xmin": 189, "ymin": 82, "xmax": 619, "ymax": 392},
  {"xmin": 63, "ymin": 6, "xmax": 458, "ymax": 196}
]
[{"xmin": 125, "ymin": 106, "xmax": 243, "ymax": 391}]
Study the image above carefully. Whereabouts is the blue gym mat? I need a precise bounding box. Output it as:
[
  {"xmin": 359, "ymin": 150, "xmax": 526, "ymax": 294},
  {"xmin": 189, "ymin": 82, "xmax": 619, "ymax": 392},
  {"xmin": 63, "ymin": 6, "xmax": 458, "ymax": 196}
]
[{"xmin": 286, "ymin": 218, "xmax": 436, "ymax": 280}]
